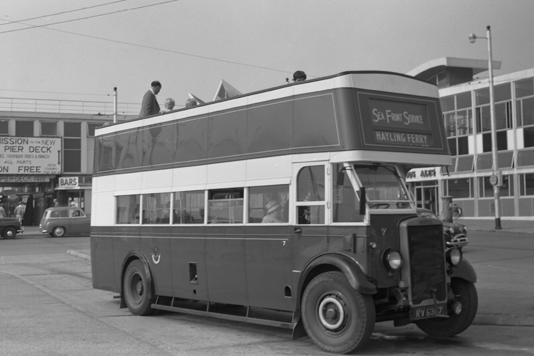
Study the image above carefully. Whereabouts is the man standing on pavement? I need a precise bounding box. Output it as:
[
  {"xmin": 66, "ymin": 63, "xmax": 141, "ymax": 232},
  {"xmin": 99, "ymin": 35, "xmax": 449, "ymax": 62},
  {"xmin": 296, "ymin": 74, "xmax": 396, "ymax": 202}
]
[
  {"xmin": 139, "ymin": 81, "xmax": 162, "ymax": 118},
  {"xmin": 15, "ymin": 201, "xmax": 25, "ymax": 224}
]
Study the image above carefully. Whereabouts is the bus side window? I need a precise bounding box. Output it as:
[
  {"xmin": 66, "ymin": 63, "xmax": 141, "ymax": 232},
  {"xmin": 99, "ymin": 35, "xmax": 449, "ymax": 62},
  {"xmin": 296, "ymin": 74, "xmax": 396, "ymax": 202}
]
[
  {"xmin": 296, "ymin": 165, "xmax": 325, "ymax": 224},
  {"xmin": 208, "ymin": 188, "xmax": 244, "ymax": 224},
  {"xmin": 173, "ymin": 191, "xmax": 204, "ymax": 224},
  {"xmin": 142, "ymin": 193, "xmax": 171, "ymax": 225},
  {"xmin": 116, "ymin": 195, "xmax": 140, "ymax": 224},
  {"xmin": 248, "ymin": 185, "xmax": 289, "ymax": 223}
]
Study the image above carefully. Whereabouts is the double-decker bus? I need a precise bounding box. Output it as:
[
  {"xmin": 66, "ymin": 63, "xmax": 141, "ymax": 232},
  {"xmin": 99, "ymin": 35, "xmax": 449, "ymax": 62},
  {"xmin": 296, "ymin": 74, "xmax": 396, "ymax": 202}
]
[{"xmin": 91, "ymin": 71, "xmax": 478, "ymax": 354}]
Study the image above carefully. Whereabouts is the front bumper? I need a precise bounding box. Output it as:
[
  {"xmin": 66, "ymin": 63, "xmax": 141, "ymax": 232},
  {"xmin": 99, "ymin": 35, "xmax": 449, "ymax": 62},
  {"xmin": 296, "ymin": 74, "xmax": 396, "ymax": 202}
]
[{"xmin": 447, "ymin": 233, "xmax": 468, "ymax": 248}]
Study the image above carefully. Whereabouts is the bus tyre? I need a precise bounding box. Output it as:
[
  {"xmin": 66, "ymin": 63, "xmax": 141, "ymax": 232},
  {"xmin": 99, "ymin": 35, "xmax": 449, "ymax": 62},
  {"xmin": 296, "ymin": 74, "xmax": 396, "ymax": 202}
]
[
  {"xmin": 52, "ymin": 227, "xmax": 66, "ymax": 237},
  {"xmin": 302, "ymin": 271, "xmax": 375, "ymax": 354},
  {"xmin": 2, "ymin": 227, "xmax": 17, "ymax": 239},
  {"xmin": 123, "ymin": 260, "xmax": 156, "ymax": 316},
  {"xmin": 416, "ymin": 278, "xmax": 478, "ymax": 337}
]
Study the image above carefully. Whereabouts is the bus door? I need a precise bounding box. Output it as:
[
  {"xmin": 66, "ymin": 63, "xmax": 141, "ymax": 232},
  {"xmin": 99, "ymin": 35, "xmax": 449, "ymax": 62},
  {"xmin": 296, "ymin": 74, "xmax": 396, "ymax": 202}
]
[{"xmin": 291, "ymin": 164, "xmax": 329, "ymax": 275}]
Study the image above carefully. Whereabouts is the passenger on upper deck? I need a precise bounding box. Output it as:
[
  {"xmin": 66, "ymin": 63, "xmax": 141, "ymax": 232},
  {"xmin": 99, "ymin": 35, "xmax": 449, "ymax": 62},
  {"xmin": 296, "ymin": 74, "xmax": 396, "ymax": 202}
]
[
  {"xmin": 185, "ymin": 98, "xmax": 198, "ymax": 108},
  {"xmin": 159, "ymin": 98, "xmax": 175, "ymax": 114},
  {"xmin": 293, "ymin": 70, "xmax": 307, "ymax": 82},
  {"xmin": 139, "ymin": 81, "xmax": 162, "ymax": 118}
]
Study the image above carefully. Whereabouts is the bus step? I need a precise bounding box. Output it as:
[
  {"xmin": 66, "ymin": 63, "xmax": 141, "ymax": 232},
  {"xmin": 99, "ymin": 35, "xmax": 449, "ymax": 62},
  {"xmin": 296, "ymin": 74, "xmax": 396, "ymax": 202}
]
[{"xmin": 151, "ymin": 302, "xmax": 295, "ymax": 330}]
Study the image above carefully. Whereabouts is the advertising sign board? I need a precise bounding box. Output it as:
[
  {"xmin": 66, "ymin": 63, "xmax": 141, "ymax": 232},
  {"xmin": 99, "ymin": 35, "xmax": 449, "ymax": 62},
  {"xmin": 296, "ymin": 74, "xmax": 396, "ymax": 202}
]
[{"xmin": 0, "ymin": 137, "xmax": 61, "ymax": 174}]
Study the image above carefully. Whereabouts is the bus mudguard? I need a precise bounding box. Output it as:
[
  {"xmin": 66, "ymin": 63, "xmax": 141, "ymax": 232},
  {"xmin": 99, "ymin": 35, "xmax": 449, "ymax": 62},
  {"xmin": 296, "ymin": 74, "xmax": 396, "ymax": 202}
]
[
  {"xmin": 119, "ymin": 250, "xmax": 153, "ymax": 308},
  {"xmin": 301, "ymin": 253, "xmax": 377, "ymax": 295},
  {"xmin": 450, "ymin": 258, "xmax": 477, "ymax": 283}
]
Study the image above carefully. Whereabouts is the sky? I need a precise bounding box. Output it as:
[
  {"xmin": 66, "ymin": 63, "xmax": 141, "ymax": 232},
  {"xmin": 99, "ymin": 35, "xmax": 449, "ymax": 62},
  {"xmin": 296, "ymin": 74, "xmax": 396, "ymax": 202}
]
[{"xmin": 2, "ymin": 0, "xmax": 534, "ymax": 114}]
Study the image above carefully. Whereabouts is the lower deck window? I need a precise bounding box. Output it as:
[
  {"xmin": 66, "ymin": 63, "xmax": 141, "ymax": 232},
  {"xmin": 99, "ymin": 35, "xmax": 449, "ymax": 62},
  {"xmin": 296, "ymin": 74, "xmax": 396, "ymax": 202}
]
[
  {"xmin": 248, "ymin": 185, "xmax": 289, "ymax": 223},
  {"xmin": 116, "ymin": 195, "xmax": 140, "ymax": 224},
  {"xmin": 208, "ymin": 188, "xmax": 244, "ymax": 224}
]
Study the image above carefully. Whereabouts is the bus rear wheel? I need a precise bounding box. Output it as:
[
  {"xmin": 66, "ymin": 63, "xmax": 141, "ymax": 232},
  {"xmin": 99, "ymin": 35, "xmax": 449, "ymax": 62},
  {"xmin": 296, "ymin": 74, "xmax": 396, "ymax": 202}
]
[
  {"xmin": 301, "ymin": 271, "xmax": 375, "ymax": 354},
  {"xmin": 123, "ymin": 260, "xmax": 156, "ymax": 316},
  {"xmin": 415, "ymin": 278, "xmax": 478, "ymax": 337}
]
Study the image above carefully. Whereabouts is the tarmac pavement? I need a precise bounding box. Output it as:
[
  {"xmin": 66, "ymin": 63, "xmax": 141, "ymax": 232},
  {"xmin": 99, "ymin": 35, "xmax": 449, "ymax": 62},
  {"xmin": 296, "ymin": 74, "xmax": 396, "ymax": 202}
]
[{"xmin": 18, "ymin": 219, "xmax": 534, "ymax": 329}]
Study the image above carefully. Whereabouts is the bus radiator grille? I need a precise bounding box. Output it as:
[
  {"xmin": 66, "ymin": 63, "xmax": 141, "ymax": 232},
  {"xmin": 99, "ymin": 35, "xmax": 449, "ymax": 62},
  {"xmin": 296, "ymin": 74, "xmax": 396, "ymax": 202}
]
[{"xmin": 407, "ymin": 225, "xmax": 447, "ymax": 305}]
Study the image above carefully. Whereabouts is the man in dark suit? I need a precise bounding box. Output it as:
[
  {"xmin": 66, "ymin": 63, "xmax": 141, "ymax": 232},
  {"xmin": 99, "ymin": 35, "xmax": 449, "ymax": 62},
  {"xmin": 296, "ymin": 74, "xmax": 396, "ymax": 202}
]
[{"xmin": 139, "ymin": 81, "xmax": 162, "ymax": 118}]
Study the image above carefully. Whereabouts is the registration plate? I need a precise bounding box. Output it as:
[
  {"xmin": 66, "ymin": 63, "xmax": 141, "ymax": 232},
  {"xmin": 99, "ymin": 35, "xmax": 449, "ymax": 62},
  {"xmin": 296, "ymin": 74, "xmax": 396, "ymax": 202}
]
[{"xmin": 411, "ymin": 305, "xmax": 447, "ymax": 320}]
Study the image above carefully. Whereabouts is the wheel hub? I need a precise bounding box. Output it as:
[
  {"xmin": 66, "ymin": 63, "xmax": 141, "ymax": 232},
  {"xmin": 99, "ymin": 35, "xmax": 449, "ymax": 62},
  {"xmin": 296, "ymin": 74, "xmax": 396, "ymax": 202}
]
[
  {"xmin": 318, "ymin": 296, "xmax": 345, "ymax": 330},
  {"xmin": 136, "ymin": 280, "xmax": 144, "ymax": 296}
]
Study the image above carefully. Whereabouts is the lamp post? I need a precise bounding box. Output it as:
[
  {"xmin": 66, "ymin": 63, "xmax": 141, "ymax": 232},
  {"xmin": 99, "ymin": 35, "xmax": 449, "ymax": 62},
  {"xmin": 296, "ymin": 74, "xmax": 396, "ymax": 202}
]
[{"xmin": 469, "ymin": 25, "xmax": 501, "ymax": 229}]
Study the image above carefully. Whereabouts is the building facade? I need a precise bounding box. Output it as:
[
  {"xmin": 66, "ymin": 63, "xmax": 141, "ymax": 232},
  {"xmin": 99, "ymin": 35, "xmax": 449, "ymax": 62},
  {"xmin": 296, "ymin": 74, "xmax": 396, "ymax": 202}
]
[
  {"xmin": 0, "ymin": 98, "xmax": 136, "ymax": 225},
  {"xmin": 408, "ymin": 58, "xmax": 534, "ymax": 219}
]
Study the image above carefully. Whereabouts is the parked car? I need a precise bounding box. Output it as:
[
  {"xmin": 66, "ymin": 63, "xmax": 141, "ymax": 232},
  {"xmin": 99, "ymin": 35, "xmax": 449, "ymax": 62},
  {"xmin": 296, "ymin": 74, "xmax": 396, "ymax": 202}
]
[
  {"xmin": 417, "ymin": 208, "xmax": 468, "ymax": 249},
  {"xmin": 39, "ymin": 207, "xmax": 91, "ymax": 237},
  {"xmin": 0, "ymin": 217, "xmax": 23, "ymax": 239}
]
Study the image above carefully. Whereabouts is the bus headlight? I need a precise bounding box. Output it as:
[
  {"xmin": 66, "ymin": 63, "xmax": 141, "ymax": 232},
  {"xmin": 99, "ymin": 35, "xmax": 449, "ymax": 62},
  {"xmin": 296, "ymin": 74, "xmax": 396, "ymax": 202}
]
[
  {"xmin": 384, "ymin": 249, "xmax": 403, "ymax": 270},
  {"xmin": 446, "ymin": 248, "xmax": 462, "ymax": 266}
]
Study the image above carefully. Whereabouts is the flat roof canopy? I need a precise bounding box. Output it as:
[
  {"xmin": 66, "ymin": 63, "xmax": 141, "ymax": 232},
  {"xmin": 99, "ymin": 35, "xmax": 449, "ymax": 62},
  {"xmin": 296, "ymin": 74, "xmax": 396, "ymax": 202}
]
[{"xmin": 407, "ymin": 57, "xmax": 502, "ymax": 81}]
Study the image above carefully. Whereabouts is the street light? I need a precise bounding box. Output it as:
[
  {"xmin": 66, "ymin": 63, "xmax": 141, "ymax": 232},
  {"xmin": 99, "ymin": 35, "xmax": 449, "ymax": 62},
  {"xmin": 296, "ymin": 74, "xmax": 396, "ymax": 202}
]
[{"xmin": 469, "ymin": 25, "xmax": 502, "ymax": 229}]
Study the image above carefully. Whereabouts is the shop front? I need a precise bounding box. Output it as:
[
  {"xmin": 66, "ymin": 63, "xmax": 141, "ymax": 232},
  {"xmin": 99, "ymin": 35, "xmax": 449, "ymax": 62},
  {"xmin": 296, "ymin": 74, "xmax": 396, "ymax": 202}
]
[
  {"xmin": 0, "ymin": 137, "xmax": 61, "ymax": 225},
  {"xmin": 406, "ymin": 167, "xmax": 445, "ymax": 215},
  {"xmin": 55, "ymin": 176, "xmax": 92, "ymax": 213}
]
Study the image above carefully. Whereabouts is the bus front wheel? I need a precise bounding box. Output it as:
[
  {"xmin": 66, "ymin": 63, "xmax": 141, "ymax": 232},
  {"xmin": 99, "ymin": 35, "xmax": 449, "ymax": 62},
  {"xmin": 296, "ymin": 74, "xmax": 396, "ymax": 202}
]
[
  {"xmin": 415, "ymin": 278, "xmax": 478, "ymax": 337},
  {"xmin": 301, "ymin": 271, "xmax": 375, "ymax": 354},
  {"xmin": 123, "ymin": 260, "xmax": 156, "ymax": 316}
]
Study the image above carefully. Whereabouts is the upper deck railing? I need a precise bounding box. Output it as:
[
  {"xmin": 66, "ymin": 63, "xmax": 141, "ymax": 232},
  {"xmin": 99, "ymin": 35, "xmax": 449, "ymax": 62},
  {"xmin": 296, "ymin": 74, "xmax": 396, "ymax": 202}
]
[{"xmin": 0, "ymin": 97, "xmax": 141, "ymax": 116}]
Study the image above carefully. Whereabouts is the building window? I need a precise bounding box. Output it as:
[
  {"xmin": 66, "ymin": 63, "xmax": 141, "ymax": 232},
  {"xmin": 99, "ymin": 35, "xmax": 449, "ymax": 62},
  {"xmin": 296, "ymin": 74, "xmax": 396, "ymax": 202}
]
[
  {"xmin": 516, "ymin": 78, "xmax": 534, "ymax": 146},
  {"xmin": 475, "ymin": 83, "xmax": 511, "ymax": 150},
  {"xmin": 442, "ymin": 94, "xmax": 472, "ymax": 156},
  {"xmin": 41, "ymin": 121, "xmax": 58, "ymax": 136},
  {"xmin": 482, "ymin": 131, "xmax": 508, "ymax": 152},
  {"xmin": 63, "ymin": 122, "xmax": 81, "ymax": 173},
  {"xmin": 500, "ymin": 175, "xmax": 514, "ymax": 197},
  {"xmin": 447, "ymin": 178, "xmax": 473, "ymax": 198},
  {"xmin": 519, "ymin": 173, "xmax": 534, "ymax": 196},
  {"xmin": 517, "ymin": 147, "xmax": 534, "ymax": 167},
  {"xmin": 16, "ymin": 120, "xmax": 33, "ymax": 137},
  {"xmin": 478, "ymin": 176, "xmax": 494, "ymax": 198},
  {"xmin": 0, "ymin": 120, "xmax": 8, "ymax": 135},
  {"xmin": 480, "ymin": 175, "xmax": 513, "ymax": 198}
]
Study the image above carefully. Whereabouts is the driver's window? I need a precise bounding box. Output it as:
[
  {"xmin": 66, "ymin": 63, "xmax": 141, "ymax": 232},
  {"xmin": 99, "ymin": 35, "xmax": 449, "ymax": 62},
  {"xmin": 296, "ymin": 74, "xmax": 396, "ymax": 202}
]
[
  {"xmin": 332, "ymin": 164, "xmax": 364, "ymax": 222},
  {"xmin": 296, "ymin": 165, "xmax": 325, "ymax": 224}
]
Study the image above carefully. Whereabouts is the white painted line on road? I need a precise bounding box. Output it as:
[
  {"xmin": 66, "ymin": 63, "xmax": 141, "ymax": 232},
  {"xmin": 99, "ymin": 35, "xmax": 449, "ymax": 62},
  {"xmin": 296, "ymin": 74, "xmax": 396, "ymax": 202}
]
[{"xmin": 67, "ymin": 250, "xmax": 91, "ymax": 261}]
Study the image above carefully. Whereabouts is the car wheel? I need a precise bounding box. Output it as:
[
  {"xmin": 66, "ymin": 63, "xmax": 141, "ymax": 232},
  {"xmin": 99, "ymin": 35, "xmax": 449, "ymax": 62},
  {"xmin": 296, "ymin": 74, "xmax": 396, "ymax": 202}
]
[
  {"xmin": 2, "ymin": 227, "xmax": 17, "ymax": 239},
  {"xmin": 52, "ymin": 226, "xmax": 66, "ymax": 237},
  {"xmin": 301, "ymin": 271, "xmax": 375, "ymax": 354},
  {"xmin": 123, "ymin": 260, "xmax": 156, "ymax": 316}
]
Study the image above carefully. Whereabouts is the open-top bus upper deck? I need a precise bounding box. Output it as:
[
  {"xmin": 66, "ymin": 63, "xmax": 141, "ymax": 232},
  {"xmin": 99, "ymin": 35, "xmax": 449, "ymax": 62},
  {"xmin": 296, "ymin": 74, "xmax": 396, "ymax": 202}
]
[{"xmin": 94, "ymin": 71, "xmax": 451, "ymax": 177}]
